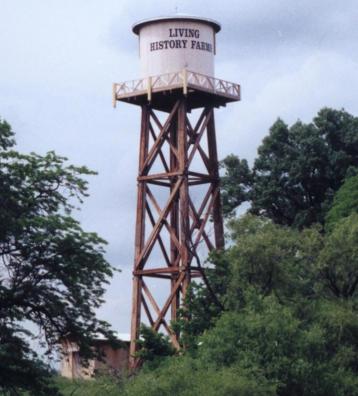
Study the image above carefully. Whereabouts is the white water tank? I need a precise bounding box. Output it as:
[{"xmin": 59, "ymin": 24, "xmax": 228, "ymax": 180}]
[{"xmin": 132, "ymin": 15, "xmax": 221, "ymax": 78}]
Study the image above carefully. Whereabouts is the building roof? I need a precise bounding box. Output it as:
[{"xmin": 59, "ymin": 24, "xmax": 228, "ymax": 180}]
[
  {"xmin": 132, "ymin": 14, "xmax": 221, "ymax": 35},
  {"xmin": 93, "ymin": 332, "xmax": 131, "ymax": 342}
]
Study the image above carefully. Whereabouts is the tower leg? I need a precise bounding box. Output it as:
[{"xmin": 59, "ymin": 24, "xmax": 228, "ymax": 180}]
[
  {"xmin": 129, "ymin": 106, "xmax": 149, "ymax": 369},
  {"xmin": 178, "ymin": 100, "xmax": 190, "ymax": 299},
  {"xmin": 170, "ymin": 116, "xmax": 180, "ymax": 323},
  {"xmin": 207, "ymin": 110, "xmax": 225, "ymax": 250}
]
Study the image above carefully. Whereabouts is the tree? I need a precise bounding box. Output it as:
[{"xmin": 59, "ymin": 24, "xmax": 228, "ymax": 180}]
[
  {"xmin": 121, "ymin": 355, "xmax": 276, "ymax": 396},
  {"xmin": 196, "ymin": 297, "xmax": 358, "ymax": 396},
  {"xmin": 325, "ymin": 174, "xmax": 358, "ymax": 231},
  {"xmin": 190, "ymin": 215, "xmax": 357, "ymax": 396},
  {"xmin": 225, "ymin": 215, "xmax": 322, "ymax": 307},
  {"xmin": 0, "ymin": 118, "xmax": 115, "ymax": 395},
  {"xmin": 318, "ymin": 213, "xmax": 358, "ymax": 299},
  {"xmin": 220, "ymin": 155, "xmax": 252, "ymax": 217},
  {"xmin": 0, "ymin": 324, "xmax": 61, "ymax": 396},
  {"xmin": 135, "ymin": 324, "xmax": 175, "ymax": 366},
  {"xmin": 124, "ymin": 214, "xmax": 358, "ymax": 395},
  {"xmin": 221, "ymin": 108, "xmax": 358, "ymax": 228}
]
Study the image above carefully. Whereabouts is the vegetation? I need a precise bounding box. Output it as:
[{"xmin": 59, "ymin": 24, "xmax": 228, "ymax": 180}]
[
  {"xmin": 55, "ymin": 376, "xmax": 123, "ymax": 396},
  {"xmin": 120, "ymin": 108, "xmax": 358, "ymax": 396},
  {"xmin": 2, "ymin": 107, "xmax": 357, "ymax": 395},
  {"xmin": 135, "ymin": 324, "xmax": 175, "ymax": 365},
  {"xmin": 120, "ymin": 215, "xmax": 357, "ymax": 396},
  {"xmin": 0, "ymin": 118, "xmax": 115, "ymax": 395},
  {"xmin": 121, "ymin": 357, "xmax": 276, "ymax": 396},
  {"xmin": 221, "ymin": 108, "xmax": 358, "ymax": 228},
  {"xmin": 325, "ymin": 174, "xmax": 358, "ymax": 231}
]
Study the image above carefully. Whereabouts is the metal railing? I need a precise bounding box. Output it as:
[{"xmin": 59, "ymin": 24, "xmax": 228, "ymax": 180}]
[{"xmin": 112, "ymin": 69, "xmax": 240, "ymax": 107}]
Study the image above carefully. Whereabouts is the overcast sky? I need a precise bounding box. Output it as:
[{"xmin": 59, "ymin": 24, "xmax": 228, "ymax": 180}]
[{"xmin": 1, "ymin": 0, "xmax": 358, "ymax": 335}]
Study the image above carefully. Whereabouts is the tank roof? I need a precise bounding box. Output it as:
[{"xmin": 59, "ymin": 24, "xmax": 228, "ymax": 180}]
[{"xmin": 132, "ymin": 14, "xmax": 221, "ymax": 35}]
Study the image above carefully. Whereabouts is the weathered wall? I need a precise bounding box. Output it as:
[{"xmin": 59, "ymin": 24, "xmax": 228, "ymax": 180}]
[{"xmin": 60, "ymin": 340, "xmax": 129, "ymax": 379}]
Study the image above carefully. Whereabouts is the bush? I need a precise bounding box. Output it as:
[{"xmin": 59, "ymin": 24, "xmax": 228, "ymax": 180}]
[{"xmin": 122, "ymin": 357, "xmax": 276, "ymax": 396}]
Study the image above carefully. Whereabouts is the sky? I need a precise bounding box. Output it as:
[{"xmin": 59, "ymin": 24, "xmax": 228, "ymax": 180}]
[{"xmin": 1, "ymin": 0, "xmax": 358, "ymax": 336}]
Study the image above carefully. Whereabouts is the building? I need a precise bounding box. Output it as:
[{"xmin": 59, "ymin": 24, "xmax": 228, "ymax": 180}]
[{"xmin": 60, "ymin": 333, "xmax": 130, "ymax": 379}]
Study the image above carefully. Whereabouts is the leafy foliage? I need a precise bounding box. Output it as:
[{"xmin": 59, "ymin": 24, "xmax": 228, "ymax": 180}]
[
  {"xmin": 55, "ymin": 375, "xmax": 123, "ymax": 396},
  {"xmin": 220, "ymin": 155, "xmax": 252, "ymax": 217},
  {"xmin": 0, "ymin": 117, "xmax": 115, "ymax": 395},
  {"xmin": 135, "ymin": 324, "xmax": 175, "ymax": 365},
  {"xmin": 127, "ymin": 214, "xmax": 358, "ymax": 395},
  {"xmin": 0, "ymin": 325, "xmax": 60, "ymax": 396},
  {"xmin": 122, "ymin": 356, "xmax": 276, "ymax": 396},
  {"xmin": 197, "ymin": 297, "xmax": 358, "ymax": 396},
  {"xmin": 221, "ymin": 108, "xmax": 358, "ymax": 228},
  {"xmin": 225, "ymin": 215, "xmax": 322, "ymax": 306},
  {"xmin": 318, "ymin": 213, "xmax": 358, "ymax": 298},
  {"xmin": 325, "ymin": 174, "xmax": 358, "ymax": 231}
]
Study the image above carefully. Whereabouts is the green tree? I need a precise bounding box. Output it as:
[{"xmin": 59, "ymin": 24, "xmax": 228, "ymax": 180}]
[
  {"xmin": 192, "ymin": 215, "xmax": 358, "ymax": 396},
  {"xmin": 0, "ymin": 118, "xmax": 115, "ymax": 395},
  {"xmin": 318, "ymin": 213, "xmax": 358, "ymax": 298},
  {"xmin": 221, "ymin": 108, "xmax": 358, "ymax": 228},
  {"xmin": 122, "ymin": 356, "xmax": 276, "ymax": 396},
  {"xmin": 121, "ymin": 214, "xmax": 358, "ymax": 395},
  {"xmin": 0, "ymin": 324, "xmax": 60, "ymax": 396},
  {"xmin": 325, "ymin": 174, "xmax": 358, "ymax": 231},
  {"xmin": 197, "ymin": 297, "xmax": 358, "ymax": 396},
  {"xmin": 135, "ymin": 324, "xmax": 175, "ymax": 367},
  {"xmin": 164, "ymin": 215, "xmax": 357, "ymax": 396},
  {"xmin": 220, "ymin": 155, "xmax": 252, "ymax": 217},
  {"xmin": 225, "ymin": 215, "xmax": 322, "ymax": 307}
]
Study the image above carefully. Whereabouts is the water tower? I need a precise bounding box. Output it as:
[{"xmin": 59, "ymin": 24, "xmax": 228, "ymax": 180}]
[{"xmin": 113, "ymin": 15, "xmax": 240, "ymax": 368}]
